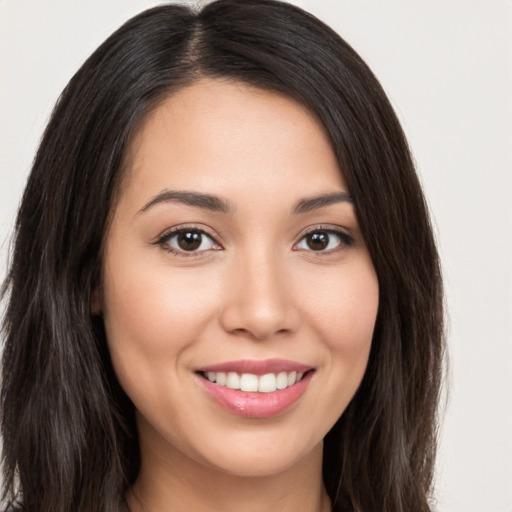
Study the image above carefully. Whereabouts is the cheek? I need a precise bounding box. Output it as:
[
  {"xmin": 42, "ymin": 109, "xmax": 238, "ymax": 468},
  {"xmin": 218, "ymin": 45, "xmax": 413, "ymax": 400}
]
[
  {"xmin": 100, "ymin": 250, "xmax": 222, "ymax": 404},
  {"xmin": 305, "ymin": 260, "xmax": 379, "ymax": 355},
  {"xmin": 301, "ymin": 259, "xmax": 378, "ymax": 415},
  {"xmin": 102, "ymin": 257, "xmax": 215, "ymax": 350}
]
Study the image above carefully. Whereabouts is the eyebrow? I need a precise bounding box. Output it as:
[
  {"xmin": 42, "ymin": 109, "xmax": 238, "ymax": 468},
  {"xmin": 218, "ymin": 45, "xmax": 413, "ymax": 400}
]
[
  {"xmin": 138, "ymin": 189, "xmax": 353, "ymax": 216},
  {"xmin": 138, "ymin": 190, "xmax": 234, "ymax": 214},
  {"xmin": 292, "ymin": 192, "xmax": 353, "ymax": 214}
]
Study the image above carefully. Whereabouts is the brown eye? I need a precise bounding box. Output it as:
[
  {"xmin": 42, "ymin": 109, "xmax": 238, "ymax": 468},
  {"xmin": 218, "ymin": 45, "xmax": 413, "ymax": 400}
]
[
  {"xmin": 176, "ymin": 231, "xmax": 203, "ymax": 251},
  {"xmin": 161, "ymin": 229, "xmax": 219, "ymax": 254},
  {"xmin": 295, "ymin": 228, "xmax": 353, "ymax": 253},
  {"xmin": 305, "ymin": 231, "xmax": 330, "ymax": 251}
]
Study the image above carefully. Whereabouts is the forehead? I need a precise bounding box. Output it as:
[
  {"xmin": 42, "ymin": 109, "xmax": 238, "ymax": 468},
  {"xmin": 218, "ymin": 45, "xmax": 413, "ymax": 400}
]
[{"xmin": 120, "ymin": 78, "xmax": 346, "ymax": 209}]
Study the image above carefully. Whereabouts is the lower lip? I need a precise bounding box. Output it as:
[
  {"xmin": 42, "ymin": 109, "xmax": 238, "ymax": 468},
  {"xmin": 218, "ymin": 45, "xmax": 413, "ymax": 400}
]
[{"xmin": 197, "ymin": 372, "xmax": 313, "ymax": 418}]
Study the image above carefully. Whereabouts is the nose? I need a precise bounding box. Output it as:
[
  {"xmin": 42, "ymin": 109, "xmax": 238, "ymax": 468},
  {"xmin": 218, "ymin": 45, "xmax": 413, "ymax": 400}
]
[{"xmin": 219, "ymin": 250, "xmax": 300, "ymax": 340}]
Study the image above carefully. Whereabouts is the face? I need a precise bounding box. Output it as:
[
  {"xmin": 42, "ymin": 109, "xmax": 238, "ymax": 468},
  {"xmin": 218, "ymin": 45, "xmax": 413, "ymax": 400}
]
[{"xmin": 99, "ymin": 79, "xmax": 379, "ymax": 479}]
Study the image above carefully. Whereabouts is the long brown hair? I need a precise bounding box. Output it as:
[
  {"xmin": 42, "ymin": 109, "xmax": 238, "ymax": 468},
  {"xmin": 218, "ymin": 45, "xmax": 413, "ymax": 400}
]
[{"xmin": 1, "ymin": 1, "xmax": 444, "ymax": 511}]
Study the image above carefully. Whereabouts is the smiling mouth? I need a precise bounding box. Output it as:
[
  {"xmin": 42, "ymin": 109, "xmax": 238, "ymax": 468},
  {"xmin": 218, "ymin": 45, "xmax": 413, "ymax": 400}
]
[
  {"xmin": 198, "ymin": 370, "xmax": 309, "ymax": 393},
  {"xmin": 195, "ymin": 359, "xmax": 314, "ymax": 417}
]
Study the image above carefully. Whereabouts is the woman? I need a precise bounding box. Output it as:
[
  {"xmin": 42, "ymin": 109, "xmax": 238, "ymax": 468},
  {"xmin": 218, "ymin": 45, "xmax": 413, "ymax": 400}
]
[{"xmin": 1, "ymin": 1, "xmax": 444, "ymax": 511}]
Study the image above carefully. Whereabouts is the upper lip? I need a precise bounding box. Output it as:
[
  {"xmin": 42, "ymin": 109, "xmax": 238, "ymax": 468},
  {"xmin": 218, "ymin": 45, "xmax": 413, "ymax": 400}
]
[{"xmin": 196, "ymin": 358, "xmax": 313, "ymax": 375}]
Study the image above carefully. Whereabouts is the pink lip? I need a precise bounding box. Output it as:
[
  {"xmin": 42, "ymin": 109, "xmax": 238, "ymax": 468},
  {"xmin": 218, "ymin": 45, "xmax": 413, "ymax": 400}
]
[
  {"xmin": 195, "ymin": 359, "xmax": 314, "ymax": 419},
  {"xmin": 196, "ymin": 358, "xmax": 312, "ymax": 376}
]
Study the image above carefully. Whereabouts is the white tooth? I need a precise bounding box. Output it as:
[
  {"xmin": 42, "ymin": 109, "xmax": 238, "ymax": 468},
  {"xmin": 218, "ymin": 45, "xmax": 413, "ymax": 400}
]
[
  {"xmin": 258, "ymin": 373, "xmax": 277, "ymax": 393},
  {"xmin": 206, "ymin": 372, "xmax": 216, "ymax": 382},
  {"xmin": 240, "ymin": 373, "xmax": 259, "ymax": 392},
  {"xmin": 276, "ymin": 371, "xmax": 288, "ymax": 389},
  {"xmin": 226, "ymin": 372, "xmax": 240, "ymax": 389},
  {"xmin": 287, "ymin": 371, "xmax": 297, "ymax": 386},
  {"xmin": 296, "ymin": 372, "xmax": 303, "ymax": 382},
  {"xmin": 216, "ymin": 372, "xmax": 227, "ymax": 386}
]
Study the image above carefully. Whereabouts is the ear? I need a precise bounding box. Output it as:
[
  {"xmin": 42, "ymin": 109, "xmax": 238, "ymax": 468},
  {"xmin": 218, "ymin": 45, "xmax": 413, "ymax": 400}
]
[{"xmin": 91, "ymin": 286, "xmax": 102, "ymax": 315}]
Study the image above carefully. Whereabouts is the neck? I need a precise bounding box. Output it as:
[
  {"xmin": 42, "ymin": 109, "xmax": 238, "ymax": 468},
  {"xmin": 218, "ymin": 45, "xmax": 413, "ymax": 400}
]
[{"xmin": 127, "ymin": 433, "xmax": 331, "ymax": 512}]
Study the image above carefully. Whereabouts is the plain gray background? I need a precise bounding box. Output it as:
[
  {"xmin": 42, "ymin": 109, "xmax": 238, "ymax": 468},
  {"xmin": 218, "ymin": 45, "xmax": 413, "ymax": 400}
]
[{"xmin": 1, "ymin": 1, "xmax": 511, "ymax": 511}]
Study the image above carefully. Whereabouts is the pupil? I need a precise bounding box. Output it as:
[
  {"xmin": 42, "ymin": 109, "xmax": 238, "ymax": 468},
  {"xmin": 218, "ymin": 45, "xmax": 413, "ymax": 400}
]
[
  {"xmin": 307, "ymin": 231, "xmax": 329, "ymax": 250},
  {"xmin": 177, "ymin": 231, "xmax": 202, "ymax": 251}
]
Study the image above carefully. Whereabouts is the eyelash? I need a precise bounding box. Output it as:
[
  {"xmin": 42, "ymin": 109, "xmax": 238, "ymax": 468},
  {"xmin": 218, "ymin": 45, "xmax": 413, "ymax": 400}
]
[
  {"xmin": 152, "ymin": 226, "xmax": 221, "ymax": 258},
  {"xmin": 295, "ymin": 226, "xmax": 354, "ymax": 254},
  {"xmin": 152, "ymin": 225, "xmax": 354, "ymax": 258}
]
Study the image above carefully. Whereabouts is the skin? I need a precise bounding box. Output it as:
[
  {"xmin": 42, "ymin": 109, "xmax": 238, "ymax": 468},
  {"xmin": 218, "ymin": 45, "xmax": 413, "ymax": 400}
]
[{"xmin": 97, "ymin": 79, "xmax": 379, "ymax": 512}]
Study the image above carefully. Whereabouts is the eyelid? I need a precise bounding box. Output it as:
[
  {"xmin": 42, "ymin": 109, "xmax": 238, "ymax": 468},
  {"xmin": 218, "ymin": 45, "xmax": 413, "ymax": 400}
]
[
  {"xmin": 151, "ymin": 224, "xmax": 223, "ymax": 257},
  {"xmin": 293, "ymin": 224, "xmax": 354, "ymax": 253},
  {"xmin": 150, "ymin": 223, "xmax": 354, "ymax": 258}
]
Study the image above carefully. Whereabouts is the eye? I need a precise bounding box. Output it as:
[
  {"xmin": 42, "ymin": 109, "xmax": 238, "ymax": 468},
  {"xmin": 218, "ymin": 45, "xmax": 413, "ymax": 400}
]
[
  {"xmin": 156, "ymin": 228, "xmax": 221, "ymax": 255},
  {"xmin": 295, "ymin": 228, "xmax": 353, "ymax": 253}
]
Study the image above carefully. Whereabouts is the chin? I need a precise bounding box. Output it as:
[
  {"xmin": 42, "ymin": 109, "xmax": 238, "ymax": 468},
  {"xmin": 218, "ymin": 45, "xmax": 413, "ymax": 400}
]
[{"xmin": 193, "ymin": 431, "xmax": 324, "ymax": 479}]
